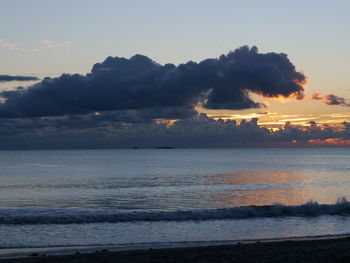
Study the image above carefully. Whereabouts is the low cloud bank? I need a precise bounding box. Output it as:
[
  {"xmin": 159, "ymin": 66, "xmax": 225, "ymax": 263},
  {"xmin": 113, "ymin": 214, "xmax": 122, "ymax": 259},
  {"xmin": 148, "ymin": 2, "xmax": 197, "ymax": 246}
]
[
  {"xmin": 0, "ymin": 111, "xmax": 348, "ymax": 149},
  {"xmin": 0, "ymin": 75, "xmax": 39, "ymax": 82}
]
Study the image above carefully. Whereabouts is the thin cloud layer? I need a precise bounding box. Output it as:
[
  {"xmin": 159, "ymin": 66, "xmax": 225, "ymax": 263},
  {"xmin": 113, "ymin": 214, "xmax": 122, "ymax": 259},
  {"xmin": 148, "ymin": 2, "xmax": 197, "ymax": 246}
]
[
  {"xmin": 0, "ymin": 75, "xmax": 39, "ymax": 82},
  {"xmin": 0, "ymin": 38, "xmax": 72, "ymax": 52},
  {"xmin": 0, "ymin": 46, "xmax": 306, "ymax": 118}
]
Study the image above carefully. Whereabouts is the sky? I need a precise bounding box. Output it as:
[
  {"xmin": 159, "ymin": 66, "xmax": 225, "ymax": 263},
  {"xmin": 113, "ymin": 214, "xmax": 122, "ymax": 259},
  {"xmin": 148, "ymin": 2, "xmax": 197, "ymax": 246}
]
[{"xmin": 0, "ymin": 0, "xmax": 349, "ymax": 149}]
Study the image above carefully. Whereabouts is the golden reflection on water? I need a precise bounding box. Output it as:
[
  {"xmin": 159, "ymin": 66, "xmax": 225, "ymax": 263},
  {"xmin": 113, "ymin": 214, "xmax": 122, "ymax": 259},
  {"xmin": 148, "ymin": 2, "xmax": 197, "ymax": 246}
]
[
  {"xmin": 206, "ymin": 171, "xmax": 350, "ymax": 207},
  {"xmin": 213, "ymin": 172, "xmax": 306, "ymax": 186}
]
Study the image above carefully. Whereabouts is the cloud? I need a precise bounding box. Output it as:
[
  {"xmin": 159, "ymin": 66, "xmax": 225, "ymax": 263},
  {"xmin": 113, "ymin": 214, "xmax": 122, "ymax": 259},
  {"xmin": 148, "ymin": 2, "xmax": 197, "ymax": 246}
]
[
  {"xmin": 40, "ymin": 40, "xmax": 61, "ymax": 49},
  {"xmin": 0, "ymin": 39, "xmax": 71, "ymax": 52},
  {"xmin": 308, "ymin": 138, "xmax": 350, "ymax": 146},
  {"xmin": 311, "ymin": 92, "xmax": 322, "ymax": 100},
  {"xmin": 0, "ymin": 75, "xmax": 40, "ymax": 82},
  {"xmin": 0, "ymin": 112, "xmax": 348, "ymax": 149},
  {"xmin": 312, "ymin": 92, "xmax": 349, "ymax": 106},
  {"xmin": 0, "ymin": 46, "xmax": 306, "ymax": 118},
  {"xmin": 323, "ymin": 94, "xmax": 348, "ymax": 106},
  {"xmin": 40, "ymin": 40, "xmax": 52, "ymax": 44},
  {"xmin": 1, "ymin": 42, "xmax": 18, "ymax": 50}
]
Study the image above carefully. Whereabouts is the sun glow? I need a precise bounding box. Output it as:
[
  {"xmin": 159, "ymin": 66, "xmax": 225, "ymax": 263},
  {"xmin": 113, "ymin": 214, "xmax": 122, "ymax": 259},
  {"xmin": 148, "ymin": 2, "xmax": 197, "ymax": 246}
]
[
  {"xmin": 308, "ymin": 138, "xmax": 350, "ymax": 146},
  {"xmin": 154, "ymin": 118, "xmax": 178, "ymax": 128},
  {"xmin": 204, "ymin": 110, "xmax": 349, "ymax": 130}
]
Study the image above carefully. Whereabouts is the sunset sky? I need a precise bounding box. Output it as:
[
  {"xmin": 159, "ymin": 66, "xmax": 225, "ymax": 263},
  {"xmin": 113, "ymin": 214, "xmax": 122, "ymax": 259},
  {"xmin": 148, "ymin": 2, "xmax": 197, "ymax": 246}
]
[{"xmin": 0, "ymin": 0, "xmax": 349, "ymax": 148}]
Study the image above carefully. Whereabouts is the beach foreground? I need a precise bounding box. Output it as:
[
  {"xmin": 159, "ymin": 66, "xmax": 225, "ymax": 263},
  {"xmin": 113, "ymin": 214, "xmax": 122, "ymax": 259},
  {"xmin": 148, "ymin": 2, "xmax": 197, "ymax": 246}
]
[{"xmin": 2, "ymin": 237, "xmax": 350, "ymax": 263}]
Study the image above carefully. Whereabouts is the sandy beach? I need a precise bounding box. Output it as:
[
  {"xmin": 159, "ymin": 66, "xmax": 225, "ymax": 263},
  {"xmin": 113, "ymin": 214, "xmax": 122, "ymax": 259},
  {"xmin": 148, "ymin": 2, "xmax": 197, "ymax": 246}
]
[{"xmin": 1, "ymin": 236, "xmax": 350, "ymax": 263}]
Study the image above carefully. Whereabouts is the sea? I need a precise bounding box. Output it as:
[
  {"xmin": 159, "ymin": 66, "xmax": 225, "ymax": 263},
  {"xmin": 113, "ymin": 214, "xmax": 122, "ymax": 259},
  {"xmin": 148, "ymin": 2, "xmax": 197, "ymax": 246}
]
[{"xmin": 0, "ymin": 148, "xmax": 349, "ymax": 249}]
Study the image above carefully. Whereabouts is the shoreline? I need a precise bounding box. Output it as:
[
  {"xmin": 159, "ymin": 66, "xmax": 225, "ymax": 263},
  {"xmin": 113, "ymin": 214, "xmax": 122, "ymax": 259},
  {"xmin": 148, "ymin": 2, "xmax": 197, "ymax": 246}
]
[{"xmin": 1, "ymin": 234, "xmax": 350, "ymax": 260}]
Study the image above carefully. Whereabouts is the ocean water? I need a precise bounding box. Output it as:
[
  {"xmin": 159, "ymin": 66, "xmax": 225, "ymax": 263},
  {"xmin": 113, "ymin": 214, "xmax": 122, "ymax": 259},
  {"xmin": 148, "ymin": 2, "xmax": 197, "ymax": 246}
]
[{"xmin": 0, "ymin": 148, "xmax": 349, "ymax": 248}]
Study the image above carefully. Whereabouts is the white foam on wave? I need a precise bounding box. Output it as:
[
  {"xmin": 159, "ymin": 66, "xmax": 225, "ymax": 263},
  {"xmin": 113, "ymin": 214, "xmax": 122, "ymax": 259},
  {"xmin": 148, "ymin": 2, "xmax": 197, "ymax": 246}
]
[{"xmin": 1, "ymin": 198, "xmax": 350, "ymax": 225}]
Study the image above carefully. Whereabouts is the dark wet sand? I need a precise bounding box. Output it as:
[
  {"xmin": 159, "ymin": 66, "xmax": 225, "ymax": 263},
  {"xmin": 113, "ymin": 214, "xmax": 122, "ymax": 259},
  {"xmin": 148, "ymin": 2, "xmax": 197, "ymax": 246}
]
[{"xmin": 2, "ymin": 237, "xmax": 350, "ymax": 263}]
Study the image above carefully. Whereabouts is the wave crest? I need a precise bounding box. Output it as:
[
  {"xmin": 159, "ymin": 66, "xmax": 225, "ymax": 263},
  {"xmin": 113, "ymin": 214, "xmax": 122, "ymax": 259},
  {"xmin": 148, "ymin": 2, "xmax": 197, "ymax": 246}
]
[{"xmin": 1, "ymin": 198, "xmax": 350, "ymax": 225}]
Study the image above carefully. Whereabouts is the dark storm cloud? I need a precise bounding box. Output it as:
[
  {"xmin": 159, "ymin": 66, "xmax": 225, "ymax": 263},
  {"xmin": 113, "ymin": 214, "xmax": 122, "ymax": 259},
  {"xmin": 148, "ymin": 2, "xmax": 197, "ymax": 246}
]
[
  {"xmin": 0, "ymin": 46, "xmax": 306, "ymax": 118},
  {"xmin": 0, "ymin": 106, "xmax": 196, "ymax": 137},
  {"xmin": 0, "ymin": 75, "xmax": 39, "ymax": 82},
  {"xmin": 312, "ymin": 92, "xmax": 349, "ymax": 106}
]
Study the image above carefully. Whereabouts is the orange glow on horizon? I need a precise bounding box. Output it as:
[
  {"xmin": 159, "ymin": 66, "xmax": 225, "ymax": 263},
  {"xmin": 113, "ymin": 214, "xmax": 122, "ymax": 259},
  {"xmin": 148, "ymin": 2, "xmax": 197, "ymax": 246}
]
[
  {"xmin": 205, "ymin": 110, "xmax": 349, "ymax": 129},
  {"xmin": 154, "ymin": 118, "xmax": 178, "ymax": 128},
  {"xmin": 308, "ymin": 138, "xmax": 350, "ymax": 146},
  {"xmin": 237, "ymin": 138, "xmax": 350, "ymax": 148}
]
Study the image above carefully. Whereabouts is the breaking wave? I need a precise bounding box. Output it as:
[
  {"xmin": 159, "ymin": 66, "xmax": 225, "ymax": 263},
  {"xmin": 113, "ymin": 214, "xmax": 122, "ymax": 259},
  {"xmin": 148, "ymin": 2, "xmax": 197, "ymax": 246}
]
[{"xmin": 1, "ymin": 198, "xmax": 350, "ymax": 225}]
